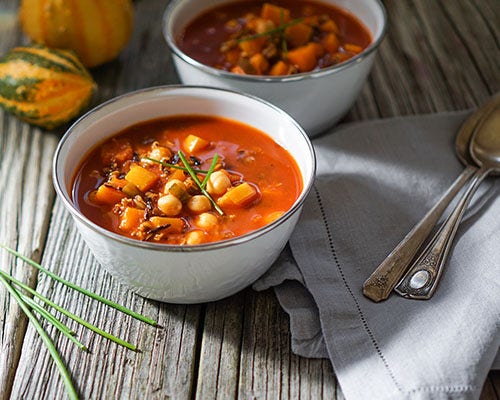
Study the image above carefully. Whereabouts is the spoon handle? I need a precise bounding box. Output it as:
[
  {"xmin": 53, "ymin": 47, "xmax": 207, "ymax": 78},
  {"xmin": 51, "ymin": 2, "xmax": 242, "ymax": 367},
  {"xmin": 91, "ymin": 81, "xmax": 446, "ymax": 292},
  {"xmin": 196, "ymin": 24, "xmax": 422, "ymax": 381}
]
[
  {"xmin": 362, "ymin": 165, "xmax": 476, "ymax": 302},
  {"xmin": 395, "ymin": 167, "xmax": 490, "ymax": 299}
]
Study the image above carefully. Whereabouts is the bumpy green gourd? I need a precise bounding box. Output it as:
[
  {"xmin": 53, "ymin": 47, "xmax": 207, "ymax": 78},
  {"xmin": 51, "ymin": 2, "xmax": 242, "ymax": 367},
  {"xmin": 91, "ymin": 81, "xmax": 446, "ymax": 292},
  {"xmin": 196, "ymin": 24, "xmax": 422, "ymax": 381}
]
[{"xmin": 0, "ymin": 45, "xmax": 96, "ymax": 129}]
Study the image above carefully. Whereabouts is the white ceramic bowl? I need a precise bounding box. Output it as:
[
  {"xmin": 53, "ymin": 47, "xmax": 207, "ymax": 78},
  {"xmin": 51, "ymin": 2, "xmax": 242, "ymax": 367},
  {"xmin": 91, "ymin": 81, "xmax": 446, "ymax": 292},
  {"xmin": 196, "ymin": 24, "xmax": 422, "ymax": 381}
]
[
  {"xmin": 163, "ymin": 0, "xmax": 387, "ymax": 137},
  {"xmin": 53, "ymin": 86, "xmax": 316, "ymax": 303}
]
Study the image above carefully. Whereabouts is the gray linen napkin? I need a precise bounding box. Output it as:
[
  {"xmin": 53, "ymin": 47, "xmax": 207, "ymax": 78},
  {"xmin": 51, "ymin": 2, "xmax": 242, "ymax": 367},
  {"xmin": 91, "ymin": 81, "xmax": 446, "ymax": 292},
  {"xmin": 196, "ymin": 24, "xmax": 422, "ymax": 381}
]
[{"xmin": 254, "ymin": 112, "xmax": 500, "ymax": 400}]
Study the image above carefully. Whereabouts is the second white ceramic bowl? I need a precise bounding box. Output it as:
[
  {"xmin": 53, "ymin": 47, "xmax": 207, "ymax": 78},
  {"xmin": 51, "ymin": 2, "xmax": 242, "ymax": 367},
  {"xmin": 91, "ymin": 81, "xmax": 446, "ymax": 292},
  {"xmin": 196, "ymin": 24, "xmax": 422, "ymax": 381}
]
[{"xmin": 163, "ymin": 0, "xmax": 387, "ymax": 137}]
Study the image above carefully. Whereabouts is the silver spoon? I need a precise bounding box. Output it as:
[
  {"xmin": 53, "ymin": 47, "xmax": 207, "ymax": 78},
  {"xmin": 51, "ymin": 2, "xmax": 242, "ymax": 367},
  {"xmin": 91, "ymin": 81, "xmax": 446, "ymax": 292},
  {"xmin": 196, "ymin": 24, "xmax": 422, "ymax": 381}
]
[
  {"xmin": 395, "ymin": 102, "xmax": 500, "ymax": 299},
  {"xmin": 363, "ymin": 94, "xmax": 500, "ymax": 302}
]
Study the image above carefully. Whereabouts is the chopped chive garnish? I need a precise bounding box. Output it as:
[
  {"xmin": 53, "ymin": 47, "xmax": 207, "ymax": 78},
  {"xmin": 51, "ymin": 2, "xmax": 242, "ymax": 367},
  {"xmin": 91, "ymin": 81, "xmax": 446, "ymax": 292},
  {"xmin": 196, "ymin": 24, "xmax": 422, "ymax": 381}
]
[
  {"xmin": 177, "ymin": 151, "xmax": 225, "ymax": 216},
  {"xmin": 237, "ymin": 17, "xmax": 303, "ymax": 43},
  {"xmin": 201, "ymin": 153, "xmax": 219, "ymax": 189},
  {"xmin": 280, "ymin": 10, "xmax": 288, "ymax": 58},
  {"xmin": 143, "ymin": 157, "xmax": 209, "ymax": 174},
  {"xmin": 0, "ymin": 275, "xmax": 79, "ymax": 400}
]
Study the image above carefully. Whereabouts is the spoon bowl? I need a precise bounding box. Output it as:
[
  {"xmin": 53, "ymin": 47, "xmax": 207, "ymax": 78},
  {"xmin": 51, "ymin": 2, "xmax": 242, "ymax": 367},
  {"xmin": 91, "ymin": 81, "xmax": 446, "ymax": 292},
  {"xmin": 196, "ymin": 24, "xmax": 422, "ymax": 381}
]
[{"xmin": 470, "ymin": 106, "xmax": 500, "ymax": 170}]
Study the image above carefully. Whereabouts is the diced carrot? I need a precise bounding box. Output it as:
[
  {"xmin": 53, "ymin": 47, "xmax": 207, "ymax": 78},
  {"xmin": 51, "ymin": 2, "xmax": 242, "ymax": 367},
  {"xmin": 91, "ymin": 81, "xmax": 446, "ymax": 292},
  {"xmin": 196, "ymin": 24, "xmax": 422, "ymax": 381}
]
[
  {"xmin": 119, "ymin": 207, "xmax": 145, "ymax": 231},
  {"xmin": 269, "ymin": 60, "xmax": 290, "ymax": 76},
  {"xmin": 148, "ymin": 217, "xmax": 185, "ymax": 233},
  {"xmin": 217, "ymin": 182, "xmax": 259, "ymax": 208},
  {"xmin": 183, "ymin": 134, "xmax": 210, "ymax": 153},
  {"xmin": 285, "ymin": 23, "xmax": 313, "ymax": 47},
  {"xmin": 286, "ymin": 42, "xmax": 318, "ymax": 72},
  {"xmin": 249, "ymin": 53, "xmax": 270, "ymax": 75},
  {"xmin": 125, "ymin": 164, "xmax": 159, "ymax": 192},
  {"xmin": 332, "ymin": 51, "xmax": 353, "ymax": 64},
  {"xmin": 261, "ymin": 3, "xmax": 290, "ymax": 25},
  {"xmin": 344, "ymin": 43, "xmax": 363, "ymax": 54},
  {"xmin": 168, "ymin": 168, "xmax": 187, "ymax": 182},
  {"xmin": 310, "ymin": 42, "xmax": 324, "ymax": 57},
  {"xmin": 93, "ymin": 184, "xmax": 126, "ymax": 205},
  {"xmin": 238, "ymin": 37, "xmax": 266, "ymax": 56},
  {"xmin": 320, "ymin": 19, "xmax": 340, "ymax": 34},
  {"xmin": 224, "ymin": 47, "xmax": 241, "ymax": 65},
  {"xmin": 231, "ymin": 65, "xmax": 246, "ymax": 74},
  {"xmin": 322, "ymin": 32, "xmax": 340, "ymax": 53}
]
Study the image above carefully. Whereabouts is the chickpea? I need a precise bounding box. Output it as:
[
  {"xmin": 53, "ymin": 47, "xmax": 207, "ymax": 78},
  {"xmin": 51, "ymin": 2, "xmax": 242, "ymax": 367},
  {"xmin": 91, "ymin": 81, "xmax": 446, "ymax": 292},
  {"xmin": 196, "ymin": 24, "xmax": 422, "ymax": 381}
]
[
  {"xmin": 157, "ymin": 194, "xmax": 182, "ymax": 216},
  {"xmin": 187, "ymin": 195, "xmax": 211, "ymax": 214},
  {"xmin": 195, "ymin": 212, "xmax": 218, "ymax": 229},
  {"xmin": 149, "ymin": 144, "xmax": 171, "ymax": 160},
  {"xmin": 207, "ymin": 171, "xmax": 231, "ymax": 195},
  {"xmin": 185, "ymin": 230, "xmax": 206, "ymax": 245}
]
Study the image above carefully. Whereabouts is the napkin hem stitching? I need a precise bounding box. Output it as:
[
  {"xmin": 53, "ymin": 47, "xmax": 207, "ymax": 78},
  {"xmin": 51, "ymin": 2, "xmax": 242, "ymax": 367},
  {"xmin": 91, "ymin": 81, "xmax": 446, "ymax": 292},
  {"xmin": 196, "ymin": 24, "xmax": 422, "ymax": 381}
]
[{"xmin": 314, "ymin": 185, "xmax": 404, "ymax": 393}]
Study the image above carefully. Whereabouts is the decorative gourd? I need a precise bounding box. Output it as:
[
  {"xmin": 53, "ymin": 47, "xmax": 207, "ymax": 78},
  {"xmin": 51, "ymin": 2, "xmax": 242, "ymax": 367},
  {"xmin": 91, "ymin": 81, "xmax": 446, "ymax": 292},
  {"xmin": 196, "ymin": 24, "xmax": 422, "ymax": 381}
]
[
  {"xmin": 0, "ymin": 45, "xmax": 96, "ymax": 130},
  {"xmin": 19, "ymin": 0, "xmax": 134, "ymax": 68}
]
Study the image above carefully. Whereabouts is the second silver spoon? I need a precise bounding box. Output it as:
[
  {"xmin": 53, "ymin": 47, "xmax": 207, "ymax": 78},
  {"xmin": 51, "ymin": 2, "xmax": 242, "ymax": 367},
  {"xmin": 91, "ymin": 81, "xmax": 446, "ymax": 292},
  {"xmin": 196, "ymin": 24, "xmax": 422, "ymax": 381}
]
[{"xmin": 395, "ymin": 103, "xmax": 500, "ymax": 299}]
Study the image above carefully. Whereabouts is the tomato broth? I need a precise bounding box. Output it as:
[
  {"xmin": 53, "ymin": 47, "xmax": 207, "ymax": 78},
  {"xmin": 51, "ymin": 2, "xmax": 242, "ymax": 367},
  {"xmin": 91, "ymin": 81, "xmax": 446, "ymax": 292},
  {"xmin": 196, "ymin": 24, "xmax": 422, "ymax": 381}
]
[
  {"xmin": 72, "ymin": 115, "xmax": 303, "ymax": 245},
  {"xmin": 177, "ymin": 0, "xmax": 372, "ymax": 75}
]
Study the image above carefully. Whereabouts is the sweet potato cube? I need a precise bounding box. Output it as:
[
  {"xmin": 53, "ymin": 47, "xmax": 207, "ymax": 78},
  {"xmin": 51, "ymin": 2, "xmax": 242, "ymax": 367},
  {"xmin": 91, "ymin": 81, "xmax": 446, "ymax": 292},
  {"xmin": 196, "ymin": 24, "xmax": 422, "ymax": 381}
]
[
  {"xmin": 261, "ymin": 3, "xmax": 290, "ymax": 25},
  {"xmin": 322, "ymin": 32, "xmax": 340, "ymax": 53},
  {"xmin": 238, "ymin": 37, "xmax": 266, "ymax": 56},
  {"xmin": 344, "ymin": 43, "xmax": 363, "ymax": 54},
  {"xmin": 224, "ymin": 47, "xmax": 241, "ymax": 65},
  {"xmin": 217, "ymin": 182, "xmax": 258, "ymax": 208},
  {"xmin": 93, "ymin": 184, "xmax": 126, "ymax": 205},
  {"xmin": 168, "ymin": 168, "xmax": 187, "ymax": 182},
  {"xmin": 119, "ymin": 207, "xmax": 145, "ymax": 231},
  {"xmin": 320, "ymin": 19, "xmax": 340, "ymax": 34},
  {"xmin": 231, "ymin": 65, "xmax": 247, "ymax": 74},
  {"xmin": 269, "ymin": 60, "xmax": 290, "ymax": 76},
  {"xmin": 125, "ymin": 165, "xmax": 159, "ymax": 192},
  {"xmin": 249, "ymin": 53, "xmax": 270, "ymax": 75},
  {"xmin": 184, "ymin": 134, "xmax": 210, "ymax": 153},
  {"xmin": 286, "ymin": 43, "xmax": 318, "ymax": 72},
  {"xmin": 285, "ymin": 23, "xmax": 313, "ymax": 47},
  {"xmin": 332, "ymin": 51, "xmax": 352, "ymax": 64},
  {"xmin": 148, "ymin": 217, "xmax": 185, "ymax": 233}
]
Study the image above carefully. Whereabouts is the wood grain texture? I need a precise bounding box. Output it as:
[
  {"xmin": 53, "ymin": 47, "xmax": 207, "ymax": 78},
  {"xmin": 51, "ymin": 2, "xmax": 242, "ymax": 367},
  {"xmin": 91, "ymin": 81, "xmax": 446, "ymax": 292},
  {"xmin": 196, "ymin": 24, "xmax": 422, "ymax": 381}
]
[{"xmin": 0, "ymin": 0, "xmax": 498, "ymax": 398}]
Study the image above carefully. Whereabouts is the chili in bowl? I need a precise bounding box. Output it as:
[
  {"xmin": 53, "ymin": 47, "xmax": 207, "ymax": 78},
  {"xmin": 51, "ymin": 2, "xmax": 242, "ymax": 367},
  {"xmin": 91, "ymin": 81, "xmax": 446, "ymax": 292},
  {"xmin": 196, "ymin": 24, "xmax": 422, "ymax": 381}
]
[{"xmin": 53, "ymin": 86, "xmax": 315, "ymax": 303}]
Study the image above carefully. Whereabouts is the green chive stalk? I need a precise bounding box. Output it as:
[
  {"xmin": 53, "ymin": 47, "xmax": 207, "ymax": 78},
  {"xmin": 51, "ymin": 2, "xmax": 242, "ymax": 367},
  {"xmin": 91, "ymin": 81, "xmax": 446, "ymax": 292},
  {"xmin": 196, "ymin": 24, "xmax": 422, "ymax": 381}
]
[
  {"xmin": 0, "ymin": 245, "xmax": 160, "ymax": 400},
  {"xmin": 236, "ymin": 17, "xmax": 303, "ymax": 44},
  {"xmin": 177, "ymin": 151, "xmax": 224, "ymax": 216},
  {"xmin": 0, "ymin": 244, "xmax": 157, "ymax": 326},
  {"xmin": 0, "ymin": 270, "xmax": 137, "ymax": 351},
  {"xmin": 0, "ymin": 275, "xmax": 79, "ymax": 400}
]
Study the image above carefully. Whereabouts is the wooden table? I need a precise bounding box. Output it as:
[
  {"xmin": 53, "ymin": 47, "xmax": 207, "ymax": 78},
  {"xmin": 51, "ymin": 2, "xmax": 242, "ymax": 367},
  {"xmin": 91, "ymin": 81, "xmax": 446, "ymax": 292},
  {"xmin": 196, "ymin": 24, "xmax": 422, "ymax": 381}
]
[{"xmin": 0, "ymin": 0, "xmax": 498, "ymax": 398}]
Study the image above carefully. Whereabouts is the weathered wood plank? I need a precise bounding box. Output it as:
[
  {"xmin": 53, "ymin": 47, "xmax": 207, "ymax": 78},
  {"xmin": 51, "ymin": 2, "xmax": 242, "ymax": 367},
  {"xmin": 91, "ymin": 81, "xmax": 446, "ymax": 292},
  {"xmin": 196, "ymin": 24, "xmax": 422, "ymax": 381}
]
[
  {"xmin": 0, "ymin": 0, "xmax": 499, "ymax": 398},
  {"xmin": 0, "ymin": 117, "xmax": 59, "ymax": 400},
  {"xmin": 10, "ymin": 200, "xmax": 201, "ymax": 399}
]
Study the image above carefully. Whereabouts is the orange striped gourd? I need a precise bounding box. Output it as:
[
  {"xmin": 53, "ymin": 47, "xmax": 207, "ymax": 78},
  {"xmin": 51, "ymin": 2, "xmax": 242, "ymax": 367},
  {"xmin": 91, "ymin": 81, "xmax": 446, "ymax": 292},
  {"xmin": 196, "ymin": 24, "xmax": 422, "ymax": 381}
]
[
  {"xmin": 0, "ymin": 45, "xmax": 96, "ymax": 129},
  {"xmin": 19, "ymin": 0, "xmax": 134, "ymax": 68}
]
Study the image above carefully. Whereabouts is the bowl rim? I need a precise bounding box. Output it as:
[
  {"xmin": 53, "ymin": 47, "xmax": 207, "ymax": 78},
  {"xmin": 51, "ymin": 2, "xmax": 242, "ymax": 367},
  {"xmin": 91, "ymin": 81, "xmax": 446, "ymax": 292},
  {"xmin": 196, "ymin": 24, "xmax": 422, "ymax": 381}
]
[
  {"xmin": 162, "ymin": 0, "xmax": 387, "ymax": 83},
  {"xmin": 52, "ymin": 85, "xmax": 317, "ymax": 253}
]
